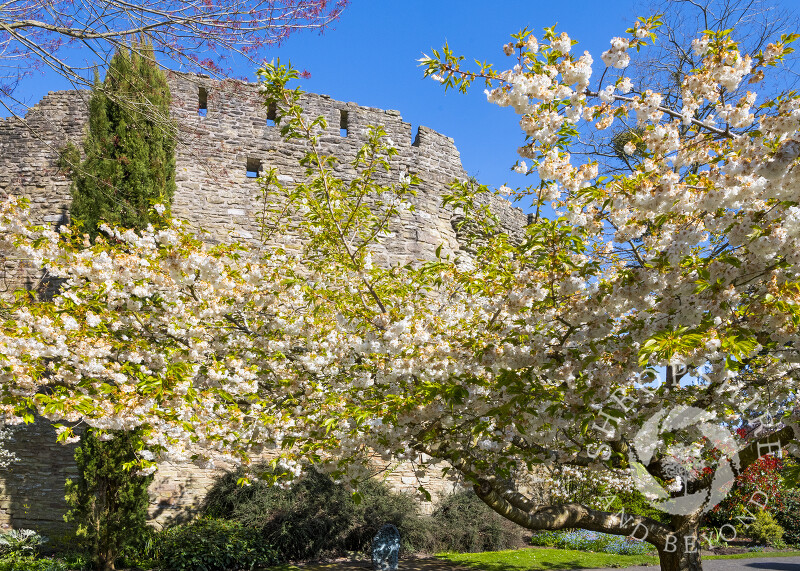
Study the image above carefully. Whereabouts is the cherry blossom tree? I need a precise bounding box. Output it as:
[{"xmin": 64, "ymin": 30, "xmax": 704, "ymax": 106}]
[
  {"xmin": 413, "ymin": 17, "xmax": 800, "ymax": 569},
  {"xmin": 0, "ymin": 425, "xmax": 16, "ymax": 469},
  {"xmin": 630, "ymin": 0, "xmax": 799, "ymax": 102},
  {"xmin": 0, "ymin": 0, "xmax": 347, "ymax": 115},
  {"xmin": 0, "ymin": 16, "xmax": 799, "ymax": 571},
  {"xmin": 587, "ymin": 0, "xmax": 800, "ymax": 175}
]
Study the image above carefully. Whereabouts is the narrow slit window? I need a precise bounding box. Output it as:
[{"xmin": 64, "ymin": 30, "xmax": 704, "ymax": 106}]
[
  {"xmin": 198, "ymin": 87, "xmax": 208, "ymax": 117},
  {"xmin": 246, "ymin": 158, "xmax": 261, "ymax": 178},
  {"xmin": 340, "ymin": 110, "xmax": 348, "ymax": 137},
  {"xmin": 266, "ymin": 103, "xmax": 277, "ymax": 127}
]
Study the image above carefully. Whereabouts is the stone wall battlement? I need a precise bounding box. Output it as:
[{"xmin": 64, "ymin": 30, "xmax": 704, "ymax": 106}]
[{"xmin": 0, "ymin": 73, "xmax": 527, "ymax": 255}]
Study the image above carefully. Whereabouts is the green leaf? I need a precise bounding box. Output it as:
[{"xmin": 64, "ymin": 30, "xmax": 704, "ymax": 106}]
[{"xmin": 418, "ymin": 486, "xmax": 432, "ymax": 502}]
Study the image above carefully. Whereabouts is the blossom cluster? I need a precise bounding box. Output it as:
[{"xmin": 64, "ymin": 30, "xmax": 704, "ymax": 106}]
[
  {"xmin": 0, "ymin": 425, "xmax": 16, "ymax": 469},
  {"xmin": 416, "ymin": 19, "xmax": 800, "ymax": 497}
]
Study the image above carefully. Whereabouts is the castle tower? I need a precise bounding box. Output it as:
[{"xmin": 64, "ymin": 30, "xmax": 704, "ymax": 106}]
[{"xmin": 0, "ymin": 73, "xmax": 528, "ymax": 533}]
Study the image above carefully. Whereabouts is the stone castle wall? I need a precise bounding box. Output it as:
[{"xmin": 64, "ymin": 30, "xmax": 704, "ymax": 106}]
[{"xmin": 0, "ymin": 73, "xmax": 528, "ymax": 534}]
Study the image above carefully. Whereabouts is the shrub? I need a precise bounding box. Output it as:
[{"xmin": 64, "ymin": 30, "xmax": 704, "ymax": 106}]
[
  {"xmin": 0, "ymin": 530, "xmax": 48, "ymax": 556},
  {"xmin": 699, "ymin": 527, "xmax": 727, "ymax": 549},
  {"xmin": 203, "ymin": 467, "xmax": 433, "ymax": 560},
  {"xmin": 389, "ymin": 512, "xmax": 438, "ymax": 555},
  {"xmin": 775, "ymin": 489, "xmax": 800, "ymax": 546},
  {"xmin": 160, "ymin": 518, "xmax": 278, "ymax": 571},
  {"xmin": 116, "ymin": 525, "xmax": 161, "ymax": 570},
  {"xmin": 347, "ymin": 479, "xmax": 438, "ymax": 555},
  {"xmin": 431, "ymin": 491, "xmax": 525, "ymax": 553},
  {"xmin": 708, "ymin": 454, "xmax": 789, "ymax": 529},
  {"xmin": 205, "ymin": 467, "xmax": 356, "ymax": 561},
  {"xmin": 748, "ymin": 510, "xmax": 785, "ymax": 546},
  {"xmin": 65, "ymin": 429, "xmax": 153, "ymax": 571},
  {"xmin": 529, "ymin": 530, "xmax": 563, "ymax": 547},
  {"xmin": 204, "ymin": 470, "xmax": 529, "ymax": 558},
  {"xmin": 0, "ymin": 554, "xmax": 67, "ymax": 571},
  {"xmin": 604, "ymin": 490, "xmax": 669, "ymax": 525}
]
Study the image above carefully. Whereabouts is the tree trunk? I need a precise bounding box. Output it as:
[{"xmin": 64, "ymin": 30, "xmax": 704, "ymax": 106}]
[
  {"xmin": 468, "ymin": 472, "xmax": 708, "ymax": 571},
  {"xmin": 657, "ymin": 513, "xmax": 703, "ymax": 571},
  {"xmin": 657, "ymin": 544, "xmax": 702, "ymax": 571}
]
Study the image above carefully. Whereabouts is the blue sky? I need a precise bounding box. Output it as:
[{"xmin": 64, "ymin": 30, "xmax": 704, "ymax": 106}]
[
  {"xmin": 259, "ymin": 0, "xmax": 640, "ymax": 198},
  {"xmin": 6, "ymin": 1, "xmax": 800, "ymax": 206}
]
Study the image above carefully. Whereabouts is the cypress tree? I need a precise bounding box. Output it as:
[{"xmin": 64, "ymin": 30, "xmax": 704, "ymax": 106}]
[
  {"xmin": 61, "ymin": 40, "xmax": 174, "ymax": 571},
  {"xmin": 65, "ymin": 430, "xmax": 154, "ymax": 571},
  {"xmin": 66, "ymin": 40, "xmax": 176, "ymax": 237}
]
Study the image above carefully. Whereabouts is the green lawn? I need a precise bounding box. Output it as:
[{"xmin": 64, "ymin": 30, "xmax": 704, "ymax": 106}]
[
  {"xmin": 437, "ymin": 548, "xmax": 657, "ymax": 570},
  {"xmin": 705, "ymin": 551, "xmax": 800, "ymax": 560},
  {"xmin": 436, "ymin": 548, "xmax": 800, "ymax": 570}
]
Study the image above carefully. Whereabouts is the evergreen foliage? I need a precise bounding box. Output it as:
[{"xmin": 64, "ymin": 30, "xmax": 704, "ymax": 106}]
[
  {"xmin": 65, "ymin": 429, "xmax": 154, "ymax": 571},
  {"xmin": 61, "ymin": 41, "xmax": 174, "ymax": 571},
  {"xmin": 431, "ymin": 491, "xmax": 525, "ymax": 553},
  {"xmin": 202, "ymin": 467, "xmax": 434, "ymax": 560},
  {"xmin": 159, "ymin": 519, "xmax": 279, "ymax": 571},
  {"xmin": 748, "ymin": 510, "xmax": 785, "ymax": 547},
  {"xmin": 202, "ymin": 469, "xmax": 529, "ymax": 560},
  {"xmin": 63, "ymin": 40, "xmax": 176, "ymax": 238},
  {"xmin": 775, "ymin": 490, "xmax": 800, "ymax": 546}
]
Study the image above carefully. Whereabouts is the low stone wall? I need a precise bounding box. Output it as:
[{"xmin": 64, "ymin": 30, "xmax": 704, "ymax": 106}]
[{"xmin": 0, "ymin": 420, "xmax": 461, "ymax": 535}]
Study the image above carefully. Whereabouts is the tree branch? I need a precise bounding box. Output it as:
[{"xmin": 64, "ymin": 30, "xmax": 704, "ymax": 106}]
[{"xmin": 473, "ymin": 477, "xmax": 671, "ymax": 549}]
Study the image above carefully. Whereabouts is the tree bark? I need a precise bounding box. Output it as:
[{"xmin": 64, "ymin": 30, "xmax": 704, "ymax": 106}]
[
  {"xmin": 657, "ymin": 546, "xmax": 702, "ymax": 571},
  {"xmin": 655, "ymin": 513, "xmax": 703, "ymax": 571}
]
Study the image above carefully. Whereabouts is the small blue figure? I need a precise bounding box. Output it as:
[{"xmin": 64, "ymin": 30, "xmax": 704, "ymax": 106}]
[{"xmin": 372, "ymin": 523, "xmax": 400, "ymax": 571}]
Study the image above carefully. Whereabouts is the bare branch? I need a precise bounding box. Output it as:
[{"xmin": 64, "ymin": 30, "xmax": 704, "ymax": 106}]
[{"xmin": 0, "ymin": 0, "xmax": 348, "ymax": 115}]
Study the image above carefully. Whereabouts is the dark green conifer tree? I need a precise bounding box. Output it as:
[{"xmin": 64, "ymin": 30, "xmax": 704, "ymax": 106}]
[
  {"xmin": 61, "ymin": 40, "xmax": 174, "ymax": 571},
  {"xmin": 65, "ymin": 430, "xmax": 154, "ymax": 571},
  {"xmin": 65, "ymin": 40, "xmax": 176, "ymax": 237}
]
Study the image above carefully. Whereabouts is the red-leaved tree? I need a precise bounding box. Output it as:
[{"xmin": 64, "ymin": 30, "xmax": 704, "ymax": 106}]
[{"xmin": 709, "ymin": 429, "xmax": 792, "ymax": 527}]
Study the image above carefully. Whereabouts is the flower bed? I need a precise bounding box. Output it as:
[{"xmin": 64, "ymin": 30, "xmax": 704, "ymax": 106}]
[{"xmin": 530, "ymin": 529, "xmax": 655, "ymax": 555}]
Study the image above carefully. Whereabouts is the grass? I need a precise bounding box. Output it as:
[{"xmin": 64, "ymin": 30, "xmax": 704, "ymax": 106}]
[
  {"xmin": 705, "ymin": 550, "xmax": 800, "ymax": 560},
  {"xmin": 437, "ymin": 548, "xmax": 657, "ymax": 570},
  {"xmin": 436, "ymin": 547, "xmax": 800, "ymax": 570}
]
